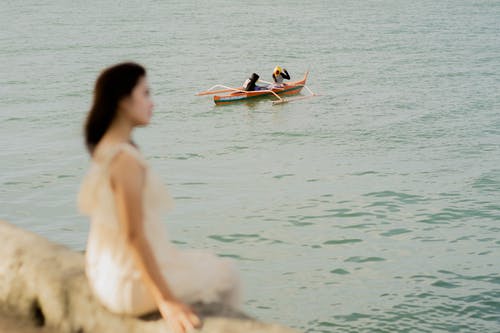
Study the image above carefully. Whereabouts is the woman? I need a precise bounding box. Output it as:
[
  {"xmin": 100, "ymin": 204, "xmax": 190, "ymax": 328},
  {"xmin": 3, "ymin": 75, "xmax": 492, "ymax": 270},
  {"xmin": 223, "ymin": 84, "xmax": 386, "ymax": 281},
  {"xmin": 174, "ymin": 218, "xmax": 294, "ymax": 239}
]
[{"xmin": 79, "ymin": 62, "xmax": 240, "ymax": 333}]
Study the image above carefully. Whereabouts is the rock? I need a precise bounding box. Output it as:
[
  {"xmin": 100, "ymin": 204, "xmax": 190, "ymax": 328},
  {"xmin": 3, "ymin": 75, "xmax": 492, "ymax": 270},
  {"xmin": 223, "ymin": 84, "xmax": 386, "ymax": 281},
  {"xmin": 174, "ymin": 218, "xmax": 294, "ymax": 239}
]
[
  {"xmin": 0, "ymin": 221, "xmax": 299, "ymax": 333},
  {"xmin": 0, "ymin": 314, "xmax": 49, "ymax": 333}
]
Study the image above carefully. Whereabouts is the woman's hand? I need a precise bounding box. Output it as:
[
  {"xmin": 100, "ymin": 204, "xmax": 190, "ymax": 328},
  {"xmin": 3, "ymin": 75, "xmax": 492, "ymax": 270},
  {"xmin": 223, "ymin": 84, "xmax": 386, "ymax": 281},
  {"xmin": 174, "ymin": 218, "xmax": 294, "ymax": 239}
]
[{"xmin": 158, "ymin": 299, "xmax": 201, "ymax": 333}]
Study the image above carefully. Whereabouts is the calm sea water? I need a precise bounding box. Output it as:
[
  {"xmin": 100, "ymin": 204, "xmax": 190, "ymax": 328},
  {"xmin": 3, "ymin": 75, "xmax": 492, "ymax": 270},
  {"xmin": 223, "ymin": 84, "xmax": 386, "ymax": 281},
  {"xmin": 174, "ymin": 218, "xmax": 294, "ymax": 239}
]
[{"xmin": 1, "ymin": 1, "xmax": 499, "ymax": 332}]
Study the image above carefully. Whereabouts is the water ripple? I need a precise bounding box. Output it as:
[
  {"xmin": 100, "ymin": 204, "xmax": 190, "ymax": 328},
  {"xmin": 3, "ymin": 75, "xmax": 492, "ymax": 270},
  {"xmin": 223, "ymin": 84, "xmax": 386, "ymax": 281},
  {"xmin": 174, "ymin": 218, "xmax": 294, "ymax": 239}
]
[
  {"xmin": 323, "ymin": 239, "xmax": 363, "ymax": 245},
  {"xmin": 364, "ymin": 190, "xmax": 428, "ymax": 204},
  {"xmin": 344, "ymin": 256, "xmax": 386, "ymax": 263},
  {"xmin": 208, "ymin": 233, "xmax": 284, "ymax": 245}
]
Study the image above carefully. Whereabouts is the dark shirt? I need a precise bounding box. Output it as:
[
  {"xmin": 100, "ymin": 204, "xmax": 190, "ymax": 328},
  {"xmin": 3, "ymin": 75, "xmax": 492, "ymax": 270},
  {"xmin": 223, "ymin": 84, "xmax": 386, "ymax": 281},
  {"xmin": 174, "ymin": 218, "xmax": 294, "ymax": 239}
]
[{"xmin": 273, "ymin": 69, "xmax": 290, "ymax": 83}]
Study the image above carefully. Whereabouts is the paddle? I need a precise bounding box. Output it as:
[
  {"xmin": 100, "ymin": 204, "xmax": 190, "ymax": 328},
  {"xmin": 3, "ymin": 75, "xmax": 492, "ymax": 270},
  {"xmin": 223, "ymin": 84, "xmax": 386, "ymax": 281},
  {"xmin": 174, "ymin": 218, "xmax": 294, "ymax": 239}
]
[{"xmin": 257, "ymin": 79, "xmax": 273, "ymax": 85}]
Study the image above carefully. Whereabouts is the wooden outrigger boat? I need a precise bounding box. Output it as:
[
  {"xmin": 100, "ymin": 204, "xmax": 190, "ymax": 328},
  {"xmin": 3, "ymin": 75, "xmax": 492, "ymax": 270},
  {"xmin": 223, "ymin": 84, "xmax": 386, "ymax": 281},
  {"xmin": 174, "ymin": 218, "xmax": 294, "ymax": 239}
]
[{"xmin": 196, "ymin": 71, "xmax": 316, "ymax": 105}]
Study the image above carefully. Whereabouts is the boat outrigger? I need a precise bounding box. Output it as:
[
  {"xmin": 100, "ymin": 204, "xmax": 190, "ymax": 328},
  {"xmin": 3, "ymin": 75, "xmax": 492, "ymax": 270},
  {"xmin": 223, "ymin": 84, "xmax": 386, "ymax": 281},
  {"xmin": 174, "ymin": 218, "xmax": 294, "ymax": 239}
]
[{"xmin": 196, "ymin": 71, "xmax": 316, "ymax": 105}]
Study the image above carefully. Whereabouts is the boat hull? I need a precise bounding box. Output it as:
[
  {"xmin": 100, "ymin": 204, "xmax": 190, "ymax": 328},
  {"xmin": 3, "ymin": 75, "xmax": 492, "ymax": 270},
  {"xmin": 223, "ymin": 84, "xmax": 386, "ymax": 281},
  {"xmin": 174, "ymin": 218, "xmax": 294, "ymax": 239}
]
[{"xmin": 213, "ymin": 72, "xmax": 308, "ymax": 104}]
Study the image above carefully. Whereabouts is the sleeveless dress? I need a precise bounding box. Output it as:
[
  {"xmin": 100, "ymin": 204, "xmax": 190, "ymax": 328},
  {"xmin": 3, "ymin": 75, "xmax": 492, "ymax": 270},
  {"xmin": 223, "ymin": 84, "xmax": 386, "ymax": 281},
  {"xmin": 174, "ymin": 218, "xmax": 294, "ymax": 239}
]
[{"xmin": 78, "ymin": 143, "xmax": 240, "ymax": 315}]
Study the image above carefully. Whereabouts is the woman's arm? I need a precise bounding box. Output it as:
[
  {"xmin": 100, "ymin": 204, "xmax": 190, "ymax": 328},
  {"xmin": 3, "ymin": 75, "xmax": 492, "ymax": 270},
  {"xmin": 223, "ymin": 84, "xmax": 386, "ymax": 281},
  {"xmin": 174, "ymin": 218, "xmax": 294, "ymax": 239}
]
[{"xmin": 110, "ymin": 151, "xmax": 200, "ymax": 333}]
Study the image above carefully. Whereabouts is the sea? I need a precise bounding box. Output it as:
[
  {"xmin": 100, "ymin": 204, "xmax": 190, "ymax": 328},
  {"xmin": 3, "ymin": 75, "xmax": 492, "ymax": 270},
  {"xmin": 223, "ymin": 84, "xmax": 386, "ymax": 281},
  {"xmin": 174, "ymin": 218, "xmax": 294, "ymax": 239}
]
[{"xmin": 1, "ymin": 1, "xmax": 499, "ymax": 332}]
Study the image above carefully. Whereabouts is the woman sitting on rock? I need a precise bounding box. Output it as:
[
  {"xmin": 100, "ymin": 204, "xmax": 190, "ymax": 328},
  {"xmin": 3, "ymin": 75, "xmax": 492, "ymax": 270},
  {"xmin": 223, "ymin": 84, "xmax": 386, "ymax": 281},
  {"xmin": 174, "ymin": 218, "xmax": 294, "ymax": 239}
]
[{"xmin": 79, "ymin": 62, "xmax": 241, "ymax": 333}]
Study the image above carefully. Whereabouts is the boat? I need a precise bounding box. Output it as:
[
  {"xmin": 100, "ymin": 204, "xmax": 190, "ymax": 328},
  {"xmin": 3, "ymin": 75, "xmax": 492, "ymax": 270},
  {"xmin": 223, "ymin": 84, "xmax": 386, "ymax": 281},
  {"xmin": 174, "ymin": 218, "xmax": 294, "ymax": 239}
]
[{"xmin": 197, "ymin": 71, "xmax": 315, "ymax": 105}]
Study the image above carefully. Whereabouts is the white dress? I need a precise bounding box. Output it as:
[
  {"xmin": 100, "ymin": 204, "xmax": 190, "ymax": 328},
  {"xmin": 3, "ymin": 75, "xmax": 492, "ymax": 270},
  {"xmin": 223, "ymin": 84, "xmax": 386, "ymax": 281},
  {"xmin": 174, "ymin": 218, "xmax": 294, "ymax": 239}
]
[{"xmin": 78, "ymin": 143, "xmax": 240, "ymax": 315}]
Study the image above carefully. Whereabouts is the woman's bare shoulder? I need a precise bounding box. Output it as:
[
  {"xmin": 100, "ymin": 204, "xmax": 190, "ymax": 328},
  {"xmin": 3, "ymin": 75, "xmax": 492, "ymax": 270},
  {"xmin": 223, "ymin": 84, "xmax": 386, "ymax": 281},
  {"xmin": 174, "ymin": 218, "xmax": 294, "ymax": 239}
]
[
  {"xmin": 111, "ymin": 148, "xmax": 144, "ymax": 174},
  {"xmin": 103, "ymin": 144, "xmax": 146, "ymax": 189}
]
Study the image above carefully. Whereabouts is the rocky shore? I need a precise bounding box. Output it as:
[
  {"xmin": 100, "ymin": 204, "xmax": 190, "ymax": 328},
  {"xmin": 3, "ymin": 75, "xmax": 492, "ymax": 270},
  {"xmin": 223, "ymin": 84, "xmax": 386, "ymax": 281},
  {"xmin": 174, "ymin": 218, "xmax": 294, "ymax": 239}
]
[
  {"xmin": 0, "ymin": 220, "xmax": 298, "ymax": 333},
  {"xmin": 0, "ymin": 314, "xmax": 49, "ymax": 333}
]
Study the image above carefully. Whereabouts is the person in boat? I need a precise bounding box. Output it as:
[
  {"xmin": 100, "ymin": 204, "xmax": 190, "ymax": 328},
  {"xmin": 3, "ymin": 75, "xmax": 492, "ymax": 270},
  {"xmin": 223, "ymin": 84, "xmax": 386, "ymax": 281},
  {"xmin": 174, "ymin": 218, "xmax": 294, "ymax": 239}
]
[
  {"xmin": 79, "ymin": 62, "xmax": 241, "ymax": 333},
  {"xmin": 272, "ymin": 66, "xmax": 290, "ymax": 87},
  {"xmin": 242, "ymin": 72, "xmax": 267, "ymax": 91}
]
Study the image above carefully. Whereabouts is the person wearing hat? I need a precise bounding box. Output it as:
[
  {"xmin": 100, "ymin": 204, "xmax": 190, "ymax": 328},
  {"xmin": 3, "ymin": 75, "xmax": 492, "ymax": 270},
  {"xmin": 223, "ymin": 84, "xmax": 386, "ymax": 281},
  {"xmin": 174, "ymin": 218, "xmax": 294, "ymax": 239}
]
[
  {"xmin": 272, "ymin": 66, "xmax": 290, "ymax": 87},
  {"xmin": 242, "ymin": 72, "xmax": 260, "ymax": 91}
]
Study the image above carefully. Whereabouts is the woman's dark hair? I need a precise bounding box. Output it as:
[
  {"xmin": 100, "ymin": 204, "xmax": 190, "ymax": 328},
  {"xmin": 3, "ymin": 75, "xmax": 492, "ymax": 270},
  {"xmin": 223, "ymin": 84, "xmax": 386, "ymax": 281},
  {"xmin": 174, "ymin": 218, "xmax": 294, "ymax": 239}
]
[{"xmin": 84, "ymin": 62, "xmax": 146, "ymax": 154}]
